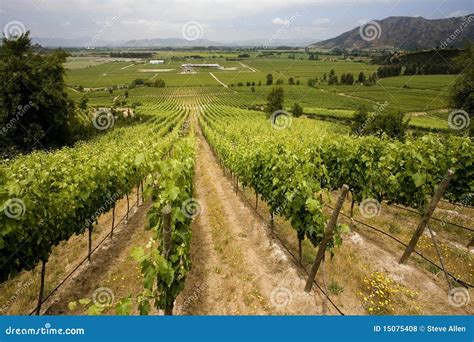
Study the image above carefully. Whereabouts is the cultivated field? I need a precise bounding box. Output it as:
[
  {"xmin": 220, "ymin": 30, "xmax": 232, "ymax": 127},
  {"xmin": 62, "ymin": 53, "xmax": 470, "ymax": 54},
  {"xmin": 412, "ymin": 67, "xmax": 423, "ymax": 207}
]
[{"xmin": 1, "ymin": 52, "xmax": 472, "ymax": 317}]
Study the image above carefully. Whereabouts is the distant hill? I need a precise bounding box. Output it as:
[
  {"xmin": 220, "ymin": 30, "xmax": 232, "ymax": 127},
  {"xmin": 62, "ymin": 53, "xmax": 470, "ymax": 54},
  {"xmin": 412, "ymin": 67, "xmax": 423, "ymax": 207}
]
[
  {"xmin": 123, "ymin": 38, "xmax": 224, "ymax": 47},
  {"xmin": 32, "ymin": 37, "xmax": 122, "ymax": 47},
  {"xmin": 228, "ymin": 37, "xmax": 317, "ymax": 47},
  {"xmin": 309, "ymin": 15, "xmax": 474, "ymax": 50},
  {"xmin": 31, "ymin": 37, "xmax": 224, "ymax": 48},
  {"xmin": 32, "ymin": 36, "xmax": 316, "ymax": 48}
]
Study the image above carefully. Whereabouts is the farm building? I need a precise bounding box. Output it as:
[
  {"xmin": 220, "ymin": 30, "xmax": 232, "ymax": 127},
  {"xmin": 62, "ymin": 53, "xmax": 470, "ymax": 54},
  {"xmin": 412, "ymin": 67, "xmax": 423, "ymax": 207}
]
[
  {"xmin": 181, "ymin": 63, "xmax": 221, "ymax": 72},
  {"xmin": 149, "ymin": 60, "xmax": 165, "ymax": 64}
]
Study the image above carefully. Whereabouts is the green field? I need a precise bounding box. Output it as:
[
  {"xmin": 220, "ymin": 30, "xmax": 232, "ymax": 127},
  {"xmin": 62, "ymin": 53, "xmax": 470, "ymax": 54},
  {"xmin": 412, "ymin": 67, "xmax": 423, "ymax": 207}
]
[{"xmin": 65, "ymin": 55, "xmax": 456, "ymax": 132}]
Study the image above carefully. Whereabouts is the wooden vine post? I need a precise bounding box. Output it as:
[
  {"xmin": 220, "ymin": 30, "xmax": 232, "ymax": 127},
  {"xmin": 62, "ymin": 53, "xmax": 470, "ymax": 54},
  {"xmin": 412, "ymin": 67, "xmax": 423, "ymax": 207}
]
[
  {"xmin": 161, "ymin": 205, "xmax": 173, "ymax": 315},
  {"xmin": 399, "ymin": 170, "xmax": 454, "ymax": 264},
  {"xmin": 136, "ymin": 185, "xmax": 140, "ymax": 206},
  {"xmin": 297, "ymin": 233, "xmax": 302, "ymax": 265},
  {"xmin": 87, "ymin": 224, "xmax": 93, "ymax": 262},
  {"xmin": 270, "ymin": 211, "xmax": 274, "ymax": 233},
  {"xmin": 35, "ymin": 259, "xmax": 47, "ymax": 315},
  {"xmin": 126, "ymin": 193, "xmax": 130, "ymax": 221},
  {"xmin": 110, "ymin": 205, "xmax": 116, "ymax": 239},
  {"xmin": 305, "ymin": 184, "xmax": 349, "ymax": 292}
]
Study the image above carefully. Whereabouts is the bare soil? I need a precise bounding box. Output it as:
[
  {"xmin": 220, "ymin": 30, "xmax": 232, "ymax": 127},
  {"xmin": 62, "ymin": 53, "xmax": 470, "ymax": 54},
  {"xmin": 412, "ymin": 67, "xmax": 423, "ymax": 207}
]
[{"xmin": 175, "ymin": 125, "xmax": 330, "ymax": 315}]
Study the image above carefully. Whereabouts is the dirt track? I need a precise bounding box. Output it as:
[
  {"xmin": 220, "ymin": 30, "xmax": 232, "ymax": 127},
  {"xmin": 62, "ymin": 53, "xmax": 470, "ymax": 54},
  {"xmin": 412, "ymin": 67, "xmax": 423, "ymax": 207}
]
[{"xmin": 174, "ymin": 124, "xmax": 329, "ymax": 315}]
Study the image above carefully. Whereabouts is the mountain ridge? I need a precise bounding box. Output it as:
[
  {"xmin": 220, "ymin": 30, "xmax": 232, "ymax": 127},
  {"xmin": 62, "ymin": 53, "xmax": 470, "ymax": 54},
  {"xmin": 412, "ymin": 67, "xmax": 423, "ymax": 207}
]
[{"xmin": 309, "ymin": 14, "xmax": 474, "ymax": 50}]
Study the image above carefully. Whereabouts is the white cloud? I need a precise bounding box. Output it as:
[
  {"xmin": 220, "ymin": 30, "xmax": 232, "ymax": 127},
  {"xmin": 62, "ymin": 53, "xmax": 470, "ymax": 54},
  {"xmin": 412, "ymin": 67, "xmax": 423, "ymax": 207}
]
[
  {"xmin": 272, "ymin": 18, "xmax": 291, "ymax": 25},
  {"xmin": 448, "ymin": 10, "xmax": 469, "ymax": 18},
  {"xmin": 2, "ymin": 0, "xmax": 471, "ymax": 41},
  {"xmin": 312, "ymin": 17, "xmax": 330, "ymax": 25}
]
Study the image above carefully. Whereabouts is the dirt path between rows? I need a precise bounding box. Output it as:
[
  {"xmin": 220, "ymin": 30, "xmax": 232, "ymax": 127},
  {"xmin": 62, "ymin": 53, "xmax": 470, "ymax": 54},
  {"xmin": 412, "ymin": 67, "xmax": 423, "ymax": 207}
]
[
  {"xmin": 174, "ymin": 120, "xmax": 330, "ymax": 315},
  {"xmin": 44, "ymin": 202, "xmax": 151, "ymax": 315},
  {"xmin": 209, "ymin": 72, "xmax": 228, "ymax": 88}
]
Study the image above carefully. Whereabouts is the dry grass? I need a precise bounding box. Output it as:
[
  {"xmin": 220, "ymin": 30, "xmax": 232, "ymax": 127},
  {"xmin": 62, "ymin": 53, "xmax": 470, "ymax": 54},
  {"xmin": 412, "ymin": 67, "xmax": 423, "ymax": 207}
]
[
  {"xmin": 0, "ymin": 188, "xmax": 140, "ymax": 315},
  {"xmin": 235, "ymin": 183, "xmax": 472, "ymax": 315}
]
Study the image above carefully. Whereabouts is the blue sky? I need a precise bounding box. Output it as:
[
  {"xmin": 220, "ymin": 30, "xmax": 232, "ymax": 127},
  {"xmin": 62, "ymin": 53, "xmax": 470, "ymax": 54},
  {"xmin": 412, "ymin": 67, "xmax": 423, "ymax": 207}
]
[{"xmin": 0, "ymin": 0, "xmax": 473, "ymax": 42}]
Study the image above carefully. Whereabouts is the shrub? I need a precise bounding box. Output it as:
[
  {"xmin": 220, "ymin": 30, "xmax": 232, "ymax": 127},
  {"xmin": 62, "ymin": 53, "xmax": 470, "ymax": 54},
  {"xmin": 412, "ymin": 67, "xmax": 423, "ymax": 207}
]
[
  {"xmin": 292, "ymin": 103, "xmax": 303, "ymax": 117},
  {"xmin": 266, "ymin": 87, "xmax": 284, "ymax": 115}
]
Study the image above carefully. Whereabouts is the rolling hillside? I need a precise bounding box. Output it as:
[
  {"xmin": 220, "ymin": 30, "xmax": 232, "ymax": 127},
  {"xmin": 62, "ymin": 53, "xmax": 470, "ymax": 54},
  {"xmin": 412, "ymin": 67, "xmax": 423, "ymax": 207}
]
[{"xmin": 310, "ymin": 15, "xmax": 474, "ymax": 50}]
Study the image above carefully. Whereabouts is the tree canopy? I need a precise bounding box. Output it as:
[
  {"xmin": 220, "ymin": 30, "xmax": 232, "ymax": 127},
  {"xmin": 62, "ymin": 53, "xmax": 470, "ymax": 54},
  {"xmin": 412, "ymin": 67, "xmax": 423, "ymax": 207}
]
[{"xmin": 0, "ymin": 32, "xmax": 77, "ymax": 154}]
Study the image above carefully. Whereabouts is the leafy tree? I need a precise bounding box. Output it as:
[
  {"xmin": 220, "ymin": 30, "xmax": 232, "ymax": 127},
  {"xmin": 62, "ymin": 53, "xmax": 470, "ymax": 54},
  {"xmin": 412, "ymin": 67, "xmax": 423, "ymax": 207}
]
[
  {"xmin": 154, "ymin": 79, "xmax": 166, "ymax": 87},
  {"xmin": 266, "ymin": 87, "xmax": 284, "ymax": 115},
  {"xmin": 370, "ymin": 111, "xmax": 410, "ymax": 140},
  {"xmin": 78, "ymin": 96, "xmax": 89, "ymax": 110},
  {"xmin": 352, "ymin": 106, "xmax": 409, "ymax": 140},
  {"xmin": 404, "ymin": 64, "xmax": 417, "ymax": 75},
  {"xmin": 288, "ymin": 77, "xmax": 295, "ymax": 85},
  {"xmin": 358, "ymin": 71, "xmax": 366, "ymax": 84},
  {"xmin": 275, "ymin": 79, "xmax": 284, "ymax": 85},
  {"xmin": 345, "ymin": 73, "xmax": 354, "ymax": 85},
  {"xmin": 351, "ymin": 106, "xmax": 369, "ymax": 134},
  {"xmin": 364, "ymin": 73, "xmax": 377, "ymax": 86},
  {"xmin": 328, "ymin": 74, "xmax": 338, "ymax": 85},
  {"xmin": 124, "ymin": 90, "xmax": 129, "ymax": 98},
  {"xmin": 340, "ymin": 73, "xmax": 346, "ymax": 84},
  {"xmin": 307, "ymin": 78, "xmax": 318, "ymax": 87},
  {"xmin": 266, "ymin": 73, "xmax": 273, "ymax": 85},
  {"xmin": 292, "ymin": 103, "xmax": 303, "ymax": 117},
  {"xmin": 132, "ymin": 78, "xmax": 145, "ymax": 87},
  {"xmin": 377, "ymin": 65, "xmax": 402, "ymax": 78},
  {"xmin": 0, "ymin": 32, "xmax": 77, "ymax": 152},
  {"xmin": 450, "ymin": 42, "xmax": 473, "ymax": 135}
]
